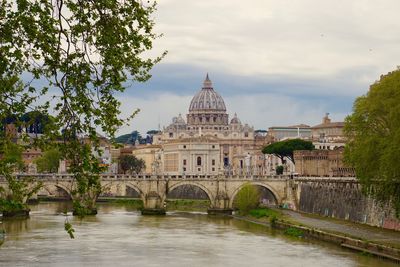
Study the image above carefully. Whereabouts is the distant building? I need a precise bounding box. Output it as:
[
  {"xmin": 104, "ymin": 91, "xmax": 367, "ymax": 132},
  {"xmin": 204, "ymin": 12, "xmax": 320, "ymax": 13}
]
[
  {"xmin": 132, "ymin": 144, "xmax": 161, "ymax": 174},
  {"xmin": 311, "ymin": 113, "xmax": 345, "ymax": 143},
  {"xmin": 267, "ymin": 124, "xmax": 311, "ymax": 141},
  {"xmin": 294, "ymin": 148, "xmax": 355, "ymax": 177}
]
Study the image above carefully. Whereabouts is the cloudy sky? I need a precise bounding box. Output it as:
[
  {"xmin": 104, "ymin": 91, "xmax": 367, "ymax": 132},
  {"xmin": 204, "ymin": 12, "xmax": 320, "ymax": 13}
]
[{"xmin": 117, "ymin": 0, "xmax": 400, "ymax": 135}]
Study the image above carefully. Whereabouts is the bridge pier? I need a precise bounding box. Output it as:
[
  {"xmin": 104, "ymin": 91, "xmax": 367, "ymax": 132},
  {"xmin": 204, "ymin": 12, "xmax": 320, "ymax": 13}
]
[
  {"xmin": 141, "ymin": 192, "xmax": 166, "ymax": 215},
  {"xmin": 207, "ymin": 195, "xmax": 233, "ymax": 215}
]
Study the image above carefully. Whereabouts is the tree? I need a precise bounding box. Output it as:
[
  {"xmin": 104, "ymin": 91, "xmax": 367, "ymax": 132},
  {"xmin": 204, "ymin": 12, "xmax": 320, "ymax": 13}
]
[
  {"xmin": 234, "ymin": 183, "xmax": 260, "ymax": 215},
  {"xmin": 262, "ymin": 139, "xmax": 314, "ymax": 164},
  {"xmin": 0, "ymin": 140, "xmax": 42, "ymax": 216},
  {"xmin": 1, "ymin": 1, "xmax": 165, "ymax": 216},
  {"xmin": 146, "ymin": 130, "xmax": 161, "ymax": 135},
  {"xmin": 119, "ymin": 155, "xmax": 146, "ymax": 174},
  {"xmin": 276, "ymin": 165, "xmax": 284, "ymax": 175},
  {"xmin": 344, "ymin": 69, "xmax": 400, "ymax": 217},
  {"xmin": 114, "ymin": 131, "xmax": 146, "ymax": 144},
  {"xmin": 35, "ymin": 148, "xmax": 62, "ymax": 173}
]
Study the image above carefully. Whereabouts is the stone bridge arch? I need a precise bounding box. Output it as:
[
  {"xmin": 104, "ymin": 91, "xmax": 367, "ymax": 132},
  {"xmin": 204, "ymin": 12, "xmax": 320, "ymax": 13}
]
[
  {"xmin": 125, "ymin": 182, "xmax": 146, "ymax": 203},
  {"xmin": 164, "ymin": 181, "xmax": 215, "ymax": 206},
  {"xmin": 229, "ymin": 182, "xmax": 282, "ymax": 208},
  {"xmin": 41, "ymin": 183, "xmax": 72, "ymax": 200}
]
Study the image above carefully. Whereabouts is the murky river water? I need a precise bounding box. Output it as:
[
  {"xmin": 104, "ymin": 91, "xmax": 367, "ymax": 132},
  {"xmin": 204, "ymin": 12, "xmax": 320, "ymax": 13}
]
[{"xmin": 0, "ymin": 202, "xmax": 397, "ymax": 267}]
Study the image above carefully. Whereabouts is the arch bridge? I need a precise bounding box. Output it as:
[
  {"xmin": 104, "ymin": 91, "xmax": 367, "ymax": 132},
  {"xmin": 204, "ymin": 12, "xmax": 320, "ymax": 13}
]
[{"xmin": 0, "ymin": 174, "xmax": 298, "ymax": 215}]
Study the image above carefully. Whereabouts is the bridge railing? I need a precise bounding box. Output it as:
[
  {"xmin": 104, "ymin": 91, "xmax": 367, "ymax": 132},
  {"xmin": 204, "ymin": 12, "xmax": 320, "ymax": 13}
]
[
  {"xmin": 0, "ymin": 173, "xmax": 358, "ymax": 182},
  {"xmin": 0, "ymin": 173, "xmax": 295, "ymax": 181}
]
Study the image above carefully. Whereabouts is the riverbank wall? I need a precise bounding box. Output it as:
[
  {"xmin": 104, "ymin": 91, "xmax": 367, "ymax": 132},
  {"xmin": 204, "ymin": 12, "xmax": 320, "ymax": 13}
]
[
  {"xmin": 295, "ymin": 178, "xmax": 400, "ymax": 231},
  {"xmin": 273, "ymin": 220, "xmax": 400, "ymax": 263},
  {"xmin": 232, "ymin": 214, "xmax": 400, "ymax": 263}
]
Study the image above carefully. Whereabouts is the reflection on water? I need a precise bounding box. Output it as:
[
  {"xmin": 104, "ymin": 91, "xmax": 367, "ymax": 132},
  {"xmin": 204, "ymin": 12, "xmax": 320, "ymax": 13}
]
[{"xmin": 0, "ymin": 202, "xmax": 397, "ymax": 267}]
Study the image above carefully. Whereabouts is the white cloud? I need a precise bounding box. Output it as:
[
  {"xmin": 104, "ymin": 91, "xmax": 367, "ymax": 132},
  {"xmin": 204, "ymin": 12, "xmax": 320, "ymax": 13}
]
[
  {"xmin": 150, "ymin": 0, "xmax": 400, "ymax": 86},
  {"xmin": 117, "ymin": 93, "xmax": 192, "ymax": 135}
]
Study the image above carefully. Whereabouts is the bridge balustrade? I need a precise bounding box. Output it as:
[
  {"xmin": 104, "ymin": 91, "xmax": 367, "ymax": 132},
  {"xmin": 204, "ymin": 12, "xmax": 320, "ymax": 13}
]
[{"xmin": 0, "ymin": 173, "xmax": 300, "ymax": 182}]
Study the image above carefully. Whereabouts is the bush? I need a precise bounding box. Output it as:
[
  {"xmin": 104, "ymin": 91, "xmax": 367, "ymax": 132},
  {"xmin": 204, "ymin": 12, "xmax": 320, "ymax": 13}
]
[
  {"xmin": 0, "ymin": 199, "xmax": 27, "ymax": 212},
  {"xmin": 276, "ymin": 165, "xmax": 284, "ymax": 175},
  {"xmin": 234, "ymin": 183, "xmax": 260, "ymax": 215}
]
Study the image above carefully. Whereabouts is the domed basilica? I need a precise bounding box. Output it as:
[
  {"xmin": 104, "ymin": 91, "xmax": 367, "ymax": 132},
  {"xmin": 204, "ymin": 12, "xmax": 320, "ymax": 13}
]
[
  {"xmin": 135, "ymin": 74, "xmax": 270, "ymax": 176},
  {"xmin": 157, "ymin": 74, "xmax": 254, "ymax": 141}
]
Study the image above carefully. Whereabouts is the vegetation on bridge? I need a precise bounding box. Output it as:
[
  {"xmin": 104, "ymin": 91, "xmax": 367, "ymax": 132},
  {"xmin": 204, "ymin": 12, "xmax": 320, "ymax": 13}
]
[{"xmin": 344, "ymin": 68, "xmax": 400, "ymax": 218}]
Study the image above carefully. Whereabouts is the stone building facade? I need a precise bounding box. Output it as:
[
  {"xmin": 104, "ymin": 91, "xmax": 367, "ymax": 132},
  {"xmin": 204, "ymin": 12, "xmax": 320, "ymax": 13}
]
[
  {"xmin": 294, "ymin": 148, "xmax": 355, "ymax": 177},
  {"xmin": 311, "ymin": 113, "xmax": 345, "ymax": 143},
  {"xmin": 267, "ymin": 124, "xmax": 311, "ymax": 141}
]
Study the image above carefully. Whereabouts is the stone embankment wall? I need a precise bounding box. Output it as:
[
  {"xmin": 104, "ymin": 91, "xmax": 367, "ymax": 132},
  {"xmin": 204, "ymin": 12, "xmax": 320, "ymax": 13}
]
[{"xmin": 297, "ymin": 179, "xmax": 400, "ymax": 231}]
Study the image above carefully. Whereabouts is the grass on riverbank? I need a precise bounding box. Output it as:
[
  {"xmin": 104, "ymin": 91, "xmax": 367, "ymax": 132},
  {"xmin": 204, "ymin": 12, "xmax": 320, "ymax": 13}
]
[
  {"xmin": 249, "ymin": 208, "xmax": 280, "ymax": 219},
  {"xmin": 283, "ymin": 227, "xmax": 304, "ymax": 238},
  {"xmin": 97, "ymin": 198, "xmax": 210, "ymax": 212},
  {"xmin": 98, "ymin": 198, "xmax": 143, "ymax": 209}
]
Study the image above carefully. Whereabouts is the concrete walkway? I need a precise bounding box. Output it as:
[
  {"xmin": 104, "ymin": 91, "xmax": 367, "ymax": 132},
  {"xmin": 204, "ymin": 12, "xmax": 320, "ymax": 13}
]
[{"xmin": 281, "ymin": 210, "xmax": 400, "ymax": 249}]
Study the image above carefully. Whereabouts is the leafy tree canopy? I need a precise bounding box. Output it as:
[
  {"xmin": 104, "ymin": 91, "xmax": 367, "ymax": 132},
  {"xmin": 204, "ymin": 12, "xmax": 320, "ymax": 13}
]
[
  {"xmin": 119, "ymin": 155, "xmax": 145, "ymax": 174},
  {"xmin": 344, "ymin": 68, "xmax": 400, "ymax": 217},
  {"xmin": 146, "ymin": 130, "xmax": 161, "ymax": 135},
  {"xmin": 35, "ymin": 148, "xmax": 62, "ymax": 173},
  {"xmin": 0, "ymin": 140, "xmax": 42, "ymax": 212},
  {"xmin": 115, "ymin": 131, "xmax": 143, "ymax": 144},
  {"xmin": 262, "ymin": 139, "xmax": 314, "ymax": 163},
  {"xmin": 0, "ymin": 0, "xmax": 164, "ymax": 217},
  {"xmin": 115, "ymin": 130, "xmax": 156, "ymax": 144}
]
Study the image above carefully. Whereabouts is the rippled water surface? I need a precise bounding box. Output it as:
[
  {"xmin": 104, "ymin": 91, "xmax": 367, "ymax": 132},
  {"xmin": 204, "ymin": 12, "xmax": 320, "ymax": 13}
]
[{"xmin": 0, "ymin": 202, "xmax": 397, "ymax": 267}]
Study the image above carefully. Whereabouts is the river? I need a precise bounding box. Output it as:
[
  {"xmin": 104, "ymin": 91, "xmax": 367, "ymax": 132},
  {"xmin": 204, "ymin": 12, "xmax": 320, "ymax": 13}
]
[{"xmin": 0, "ymin": 202, "xmax": 397, "ymax": 267}]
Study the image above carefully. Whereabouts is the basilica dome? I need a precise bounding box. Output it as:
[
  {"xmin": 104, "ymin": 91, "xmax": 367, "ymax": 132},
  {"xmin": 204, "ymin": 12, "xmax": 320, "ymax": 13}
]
[{"xmin": 189, "ymin": 74, "xmax": 226, "ymax": 112}]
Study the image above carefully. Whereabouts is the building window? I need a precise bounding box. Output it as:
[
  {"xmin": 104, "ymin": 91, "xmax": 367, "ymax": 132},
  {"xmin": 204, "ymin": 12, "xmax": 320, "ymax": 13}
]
[
  {"xmin": 183, "ymin": 159, "xmax": 187, "ymax": 165},
  {"xmin": 198, "ymin": 168, "xmax": 201, "ymax": 171},
  {"xmin": 244, "ymin": 132, "xmax": 249, "ymax": 137},
  {"xmin": 224, "ymin": 157, "xmax": 229, "ymax": 166},
  {"xmin": 197, "ymin": 156, "xmax": 202, "ymax": 166},
  {"xmin": 212, "ymin": 159, "xmax": 215, "ymax": 166},
  {"xmin": 183, "ymin": 167, "xmax": 186, "ymax": 172},
  {"xmin": 212, "ymin": 168, "xmax": 215, "ymax": 171},
  {"xmin": 211, "ymin": 145, "xmax": 215, "ymax": 148},
  {"xmin": 169, "ymin": 132, "xmax": 173, "ymax": 138},
  {"xmin": 183, "ymin": 145, "xmax": 186, "ymax": 149}
]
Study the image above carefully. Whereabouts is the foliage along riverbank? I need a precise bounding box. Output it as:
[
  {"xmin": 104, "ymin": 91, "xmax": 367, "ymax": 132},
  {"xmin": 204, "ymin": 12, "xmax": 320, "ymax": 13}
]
[
  {"xmin": 98, "ymin": 198, "xmax": 211, "ymax": 211},
  {"xmin": 40, "ymin": 197, "xmax": 211, "ymax": 212}
]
